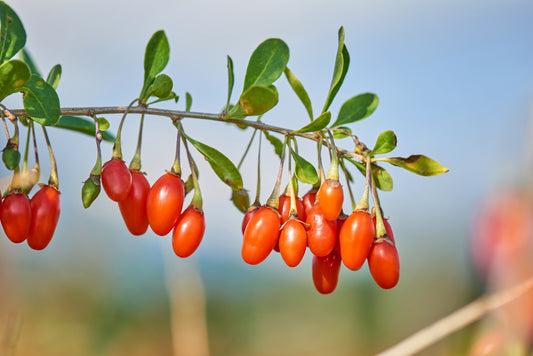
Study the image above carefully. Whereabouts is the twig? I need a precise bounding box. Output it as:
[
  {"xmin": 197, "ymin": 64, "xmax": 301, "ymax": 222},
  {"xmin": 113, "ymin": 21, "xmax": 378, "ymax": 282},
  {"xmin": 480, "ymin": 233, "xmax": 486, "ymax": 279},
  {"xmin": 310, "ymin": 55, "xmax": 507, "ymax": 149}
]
[{"xmin": 376, "ymin": 275, "xmax": 533, "ymax": 356}]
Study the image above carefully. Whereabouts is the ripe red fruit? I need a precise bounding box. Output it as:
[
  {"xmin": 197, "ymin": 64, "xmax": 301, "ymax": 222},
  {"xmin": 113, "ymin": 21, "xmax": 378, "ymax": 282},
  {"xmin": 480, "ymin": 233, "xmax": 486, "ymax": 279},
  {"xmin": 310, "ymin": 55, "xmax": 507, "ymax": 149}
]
[
  {"xmin": 335, "ymin": 212, "xmax": 348, "ymax": 254},
  {"xmin": 27, "ymin": 185, "xmax": 61, "ymax": 250},
  {"xmin": 242, "ymin": 205, "xmax": 281, "ymax": 265},
  {"xmin": 339, "ymin": 210, "xmax": 375, "ymax": 270},
  {"xmin": 118, "ymin": 171, "xmax": 150, "ymax": 235},
  {"xmin": 146, "ymin": 172, "xmax": 184, "ymax": 236},
  {"xmin": 302, "ymin": 190, "xmax": 317, "ymax": 217},
  {"xmin": 278, "ymin": 194, "xmax": 306, "ymax": 223},
  {"xmin": 368, "ymin": 217, "xmax": 399, "ymax": 289},
  {"xmin": 317, "ymin": 179, "xmax": 344, "ymax": 221},
  {"xmin": 241, "ymin": 203, "xmax": 260, "ymax": 234},
  {"xmin": 312, "ymin": 249, "xmax": 342, "ymax": 294},
  {"xmin": 306, "ymin": 204, "xmax": 337, "ymax": 257},
  {"xmin": 368, "ymin": 239, "xmax": 399, "ymax": 289},
  {"xmin": 172, "ymin": 205, "xmax": 206, "ymax": 258},
  {"xmin": 279, "ymin": 219, "xmax": 307, "ymax": 267},
  {"xmin": 101, "ymin": 159, "xmax": 132, "ymax": 201},
  {"xmin": 0, "ymin": 192, "xmax": 31, "ymax": 243}
]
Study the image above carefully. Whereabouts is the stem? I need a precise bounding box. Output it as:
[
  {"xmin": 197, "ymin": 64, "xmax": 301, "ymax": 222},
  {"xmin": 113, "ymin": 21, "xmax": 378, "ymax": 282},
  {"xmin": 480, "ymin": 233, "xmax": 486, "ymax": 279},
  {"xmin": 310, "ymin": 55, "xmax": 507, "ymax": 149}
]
[
  {"xmin": 1, "ymin": 112, "xmax": 9, "ymax": 140},
  {"xmin": 31, "ymin": 122, "xmax": 40, "ymax": 169},
  {"xmin": 325, "ymin": 129, "xmax": 339, "ymax": 181},
  {"xmin": 370, "ymin": 170, "xmax": 387, "ymax": 239},
  {"xmin": 21, "ymin": 122, "xmax": 31, "ymax": 174},
  {"xmin": 355, "ymin": 155, "xmax": 371, "ymax": 211},
  {"xmin": 171, "ymin": 124, "xmax": 182, "ymax": 176},
  {"xmin": 287, "ymin": 142, "xmax": 298, "ymax": 216},
  {"xmin": 254, "ymin": 132, "xmax": 262, "ymax": 205},
  {"xmin": 41, "ymin": 126, "xmax": 59, "ymax": 188},
  {"xmin": 182, "ymin": 133, "xmax": 202, "ymax": 209},
  {"xmin": 8, "ymin": 106, "xmax": 366, "ymax": 162},
  {"xmin": 376, "ymin": 275, "xmax": 533, "ymax": 356},
  {"xmin": 112, "ymin": 99, "xmax": 139, "ymax": 159},
  {"xmin": 237, "ymin": 129, "xmax": 257, "ymax": 170},
  {"xmin": 340, "ymin": 158, "xmax": 356, "ymax": 212},
  {"xmin": 129, "ymin": 114, "xmax": 145, "ymax": 171},
  {"xmin": 90, "ymin": 115, "xmax": 103, "ymax": 176},
  {"xmin": 266, "ymin": 135, "xmax": 288, "ymax": 209},
  {"xmin": 316, "ymin": 137, "xmax": 326, "ymax": 185}
]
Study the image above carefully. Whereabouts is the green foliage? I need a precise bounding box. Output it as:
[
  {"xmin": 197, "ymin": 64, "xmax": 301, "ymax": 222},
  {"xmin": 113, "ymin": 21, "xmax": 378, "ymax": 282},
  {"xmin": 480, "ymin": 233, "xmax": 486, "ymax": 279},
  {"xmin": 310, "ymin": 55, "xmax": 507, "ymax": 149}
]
[
  {"xmin": 264, "ymin": 131, "xmax": 283, "ymax": 159},
  {"xmin": 225, "ymin": 55, "xmax": 234, "ymax": 112},
  {"xmin": 293, "ymin": 111, "xmax": 331, "ymax": 133},
  {"xmin": 20, "ymin": 74, "xmax": 60, "ymax": 126},
  {"xmin": 231, "ymin": 189, "xmax": 250, "ymax": 213},
  {"xmin": 380, "ymin": 155, "xmax": 449, "ymax": 176},
  {"xmin": 291, "ymin": 148, "xmax": 318, "ymax": 184},
  {"xmin": 46, "ymin": 64, "xmax": 61, "ymax": 90},
  {"xmin": 140, "ymin": 30, "xmax": 169, "ymax": 101},
  {"xmin": 331, "ymin": 93, "xmax": 379, "ymax": 127},
  {"xmin": 323, "ymin": 27, "xmax": 350, "ymax": 113},
  {"xmin": 185, "ymin": 92, "xmax": 192, "ymax": 111},
  {"xmin": 184, "ymin": 133, "xmax": 244, "ymax": 191},
  {"xmin": 0, "ymin": 59, "xmax": 30, "ymax": 100},
  {"xmin": 243, "ymin": 38, "xmax": 289, "ymax": 91},
  {"xmin": 371, "ymin": 130, "xmax": 397, "ymax": 155},
  {"xmin": 0, "ymin": 1, "xmax": 26, "ymax": 64},
  {"xmin": 284, "ymin": 67, "xmax": 313, "ymax": 120},
  {"xmin": 332, "ymin": 126, "xmax": 352, "ymax": 139},
  {"xmin": 55, "ymin": 116, "xmax": 115, "ymax": 142},
  {"xmin": 346, "ymin": 157, "xmax": 393, "ymax": 191},
  {"xmin": 146, "ymin": 74, "xmax": 173, "ymax": 99}
]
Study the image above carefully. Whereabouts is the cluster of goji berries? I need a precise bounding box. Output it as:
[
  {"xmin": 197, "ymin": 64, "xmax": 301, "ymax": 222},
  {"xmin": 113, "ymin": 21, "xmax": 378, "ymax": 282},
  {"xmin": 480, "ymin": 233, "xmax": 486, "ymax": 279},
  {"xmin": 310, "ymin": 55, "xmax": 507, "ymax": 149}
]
[
  {"xmin": 0, "ymin": 184, "xmax": 61, "ymax": 250},
  {"xmin": 241, "ymin": 176, "xmax": 400, "ymax": 294},
  {"xmin": 99, "ymin": 158, "xmax": 206, "ymax": 258}
]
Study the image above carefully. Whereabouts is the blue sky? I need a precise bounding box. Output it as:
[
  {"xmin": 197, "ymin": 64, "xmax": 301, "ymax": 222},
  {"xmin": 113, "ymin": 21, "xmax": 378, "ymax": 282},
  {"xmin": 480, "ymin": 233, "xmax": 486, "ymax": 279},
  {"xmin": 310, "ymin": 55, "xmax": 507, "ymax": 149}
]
[{"xmin": 3, "ymin": 0, "xmax": 533, "ymax": 280}]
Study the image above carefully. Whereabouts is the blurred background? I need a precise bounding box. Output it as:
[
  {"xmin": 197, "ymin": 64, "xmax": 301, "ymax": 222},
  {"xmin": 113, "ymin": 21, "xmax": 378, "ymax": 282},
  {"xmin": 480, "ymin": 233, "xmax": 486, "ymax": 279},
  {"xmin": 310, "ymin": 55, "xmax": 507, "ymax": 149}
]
[{"xmin": 1, "ymin": 0, "xmax": 533, "ymax": 355}]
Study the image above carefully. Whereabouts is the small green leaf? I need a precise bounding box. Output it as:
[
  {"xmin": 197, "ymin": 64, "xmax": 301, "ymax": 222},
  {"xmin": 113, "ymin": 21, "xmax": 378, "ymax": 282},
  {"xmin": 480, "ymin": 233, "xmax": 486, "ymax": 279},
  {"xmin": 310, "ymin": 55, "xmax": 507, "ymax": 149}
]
[
  {"xmin": 372, "ymin": 130, "xmax": 397, "ymax": 155},
  {"xmin": 140, "ymin": 30, "xmax": 169, "ymax": 99},
  {"xmin": 381, "ymin": 155, "xmax": 449, "ymax": 176},
  {"xmin": 185, "ymin": 92, "xmax": 192, "ymax": 111},
  {"xmin": 0, "ymin": 2, "xmax": 26, "ymax": 64},
  {"xmin": 19, "ymin": 49, "xmax": 39, "ymax": 75},
  {"xmin": 0, "ymin": 59, "xmax": 30, "ymax": 100},
  {"xmin": 184, "ymin": 133, "xmax": 243, "ymax": 191},
  {"xmin": 226, "ymin": 55, "xmax": 234, "ymax": 111},
  {"xmin": 96, "ymin": 117, "xmax": 110, "ymax": 131},
  {"xmin": 284, "ymin": 67, "xmax": 313, "ymax": 120},
  {"xmin": 346, "ymin": 157, "xmax": 393, "ymax": 191},
  {"xmin": 46, "ymin": 64, "xmax": 61, "ymax": 90},
  {"xmin": 264, "ymin": 131, "xmax": 283, "ymax": 159},
  {"xmin": 243, "ymin": 38, "xmax": 289, "ymax": 92},
  {"xmin": 54, "ymin": 116, "xmax": 115, "ymax": 142},
  {"xmin": 231, "ymin": 188, "xmax": 250, "ymax": 213},
  {"xmin": 323, "ymin": 27, "xmax": 350, "ymax": 113},
  {"xmin": 292, "ymin": 111, "xmax": 331, "ymax": 133},
  {"xmin": 229, "ymin": 85, "xmax": 278, "ymax": 117},
  {"xmin": 291, "ymin": 148, "xmax": 318, "ymax": 184},
  {"xmin": 332, "ymin": 93, "xmax": 379, "ymax": 127},
  {"xmin": 332, "ymin": 126, "xmax": 352, "ymax": 139},
  {"xmin": 146, "ymin": 73, "xmax": 173, "ymax": 99},
  {"xmin": 20, "ymin": 74, "xmax": 60, "ymax": 126}
]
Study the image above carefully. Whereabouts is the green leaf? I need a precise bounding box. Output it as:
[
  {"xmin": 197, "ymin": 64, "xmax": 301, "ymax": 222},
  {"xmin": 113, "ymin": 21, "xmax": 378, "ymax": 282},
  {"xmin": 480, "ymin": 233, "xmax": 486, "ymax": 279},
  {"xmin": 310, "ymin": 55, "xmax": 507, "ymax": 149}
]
[
  {"xmin": 225, "ymin": 55, "xmax": 234, "ymax": 111},
  {"xmin": 54, "ymin": 116, "xmax": 115, "ymax": 142},
  {"xmin": 20, "ymin": 74, "xmax": 60, "ymax": 126},
  {"xmin": 185, "ymin": 92, "xmax": 192, "ymax": 111},
  {"xmin": 381, "ymin": 155, "xmax": 449, "ymax": 176},
  {"xmin": 243, "ymin": 38, "xmax": 289, "ymax": 92},
  {"xmin": 0, "ymin": 2, "xmax": 26, "ymax": 64},
  {"xmin": 184, "ymin": 133, "xmax": 243, "ymax": 191},
  {"xmin": 0, "ymin": 59, "xmax": 30, "ymax": 100},
  {"xmin": 229, "ymin": 85, "xmax": 278, "ymax": 117},
  {"xmin": 322, "ymin": 27, "xmax": 350, "ymax": 112},
  {"xmin": 346, "ymin": 157, "xmax": 393, "ymax": 191},
  {"xmin": 231, "ymin": 188, "xmax": 250, "ymax": 213},
  {"xmin": 140, "ymin": 30, "xmax": 169, "ymax": 99},
  {"xmin": 292, "ymin": 111, "xmax": 331, "ymax": 133},
  {"xmin": 372, "ymin": 130, "xmax": 397, "ymax": 155},
  {"xmin": 284, "ymin": 67, "xmax": 313, "ymax": 120},
  {"xmin": 332, "ymin": 93, "xmax": 379, "ymax": 127},
  {"xmin": 96, "ymin": 117, "xmax": 110, "ymax": 131},
  {"xmin": 332, "ymin": 126, "xmax": 352, "ymax": 139},
  {"xmin": 46, "ymin": 64, "xmax": 61, "ymax": 90},
  {"xmin": 264, "ymin": 131, "xmax": 282, "ymax": 159},
  {"xmin": 291, "ymin": 148, "xmax": 318, "ymax": 184},
  {"xmin": 19, "ymin": 49, "xmax": 39, "ymax": 75},
  {"xmin": 146, "ymin": 73, "xmax": 172, "ymax": 98}
]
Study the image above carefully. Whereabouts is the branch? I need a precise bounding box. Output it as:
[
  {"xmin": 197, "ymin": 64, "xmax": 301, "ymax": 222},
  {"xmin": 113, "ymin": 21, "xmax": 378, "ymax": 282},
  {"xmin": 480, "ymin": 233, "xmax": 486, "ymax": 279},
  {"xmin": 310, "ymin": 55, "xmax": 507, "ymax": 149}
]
[
  {"xmin": 376, "ymin": 275, "xmax": 533, "ymax": 356},
  {"xmin": 8, "ymin": 106, "xmax": 365, "ymax": 161}
]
